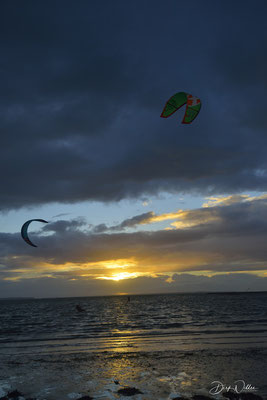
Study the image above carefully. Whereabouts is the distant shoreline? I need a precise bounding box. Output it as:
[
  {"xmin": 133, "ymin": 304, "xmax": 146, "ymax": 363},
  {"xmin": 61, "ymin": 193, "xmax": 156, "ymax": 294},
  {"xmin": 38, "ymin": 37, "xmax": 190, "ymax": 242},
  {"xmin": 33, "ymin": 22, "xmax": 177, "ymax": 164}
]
[{"xmin": 0, "ymin": 290, "xmax": 266, "ymax": 300}]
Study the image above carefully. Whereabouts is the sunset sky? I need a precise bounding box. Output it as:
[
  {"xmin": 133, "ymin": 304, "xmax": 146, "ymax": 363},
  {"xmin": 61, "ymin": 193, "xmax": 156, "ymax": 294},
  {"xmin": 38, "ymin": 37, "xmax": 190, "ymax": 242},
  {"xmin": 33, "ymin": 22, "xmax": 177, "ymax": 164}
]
[{"xmin": 1, "ymin": 1, "xmax": 267, "ymax": 297}]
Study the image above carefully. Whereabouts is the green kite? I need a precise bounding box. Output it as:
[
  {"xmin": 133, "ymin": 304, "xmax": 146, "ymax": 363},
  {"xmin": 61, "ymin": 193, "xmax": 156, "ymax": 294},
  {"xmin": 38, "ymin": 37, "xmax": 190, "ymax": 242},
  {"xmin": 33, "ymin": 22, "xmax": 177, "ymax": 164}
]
[{"xmin": 160, "ymin": 92, "xmax": 201, "ymax": 124}]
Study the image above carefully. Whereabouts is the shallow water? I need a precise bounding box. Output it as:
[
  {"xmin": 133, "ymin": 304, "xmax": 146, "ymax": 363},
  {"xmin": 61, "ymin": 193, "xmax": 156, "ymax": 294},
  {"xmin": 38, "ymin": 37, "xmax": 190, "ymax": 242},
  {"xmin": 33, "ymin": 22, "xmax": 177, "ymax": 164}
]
[
  {"xmin": 0, "ymin": 292, "xmax": 267, "ymax": 355},
  {"xmin": 0, "ymin": 348, "xmax": 267, "ymax": 399}
]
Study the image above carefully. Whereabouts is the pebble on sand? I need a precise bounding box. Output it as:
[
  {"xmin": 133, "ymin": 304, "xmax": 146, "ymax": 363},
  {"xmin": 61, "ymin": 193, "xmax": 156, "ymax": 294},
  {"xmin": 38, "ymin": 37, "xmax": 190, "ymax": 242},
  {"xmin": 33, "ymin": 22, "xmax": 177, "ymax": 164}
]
[
  {"xmin": 77, "ymin": 396, "xmax": 93, "ymax": 400},
  {"xmin": 0, "ymin": 389, "xmax": 37, "ymax": 400},
  {"xmin": 117, "ymin": 387, "xmax": 143, "ymax": 396}
]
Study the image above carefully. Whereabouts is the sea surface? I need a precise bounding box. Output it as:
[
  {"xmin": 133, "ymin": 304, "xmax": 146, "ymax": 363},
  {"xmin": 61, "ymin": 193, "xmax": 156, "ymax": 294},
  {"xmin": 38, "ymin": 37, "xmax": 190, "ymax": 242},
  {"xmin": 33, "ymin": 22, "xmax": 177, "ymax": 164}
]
[
  {"xmin": 0, "ymin": 292, "xmax": 267, "ymax": 355},
  {"xmin": 0, "ymin": 292, "xmax": 267, "ymax": 399}
]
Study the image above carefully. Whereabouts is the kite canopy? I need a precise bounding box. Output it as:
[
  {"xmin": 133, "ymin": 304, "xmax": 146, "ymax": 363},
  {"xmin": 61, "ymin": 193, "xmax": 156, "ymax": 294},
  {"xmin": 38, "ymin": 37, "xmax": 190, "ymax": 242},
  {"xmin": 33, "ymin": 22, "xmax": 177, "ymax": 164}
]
[
  {"xmin": 160, "ymin": 92, "xmax": 201, "ymax": 124},
  {"xmin": 21, "ymin": 219, "xmax": 48, "ymax": 247}
]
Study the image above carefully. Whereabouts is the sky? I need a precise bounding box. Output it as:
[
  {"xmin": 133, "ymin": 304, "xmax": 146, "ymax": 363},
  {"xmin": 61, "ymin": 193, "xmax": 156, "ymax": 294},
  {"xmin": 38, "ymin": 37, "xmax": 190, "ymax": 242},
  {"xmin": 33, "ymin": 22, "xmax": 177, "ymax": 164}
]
[{"xmin": 1, "ymin": 0, "xmax": 267, "ymax": 297}]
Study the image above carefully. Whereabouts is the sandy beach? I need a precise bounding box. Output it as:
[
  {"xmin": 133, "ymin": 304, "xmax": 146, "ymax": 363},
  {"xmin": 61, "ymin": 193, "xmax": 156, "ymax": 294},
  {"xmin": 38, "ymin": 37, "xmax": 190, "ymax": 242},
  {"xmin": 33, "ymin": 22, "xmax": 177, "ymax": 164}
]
[{"xmin": 1, "ymin": 348, "xmax": 267, "ymax": 399}]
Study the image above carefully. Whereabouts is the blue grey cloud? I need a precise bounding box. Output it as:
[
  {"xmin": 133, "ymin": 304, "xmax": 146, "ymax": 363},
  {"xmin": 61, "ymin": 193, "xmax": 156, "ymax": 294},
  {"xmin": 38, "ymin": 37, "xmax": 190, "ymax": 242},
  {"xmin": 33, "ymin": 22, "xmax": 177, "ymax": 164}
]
[{"xmin": 1, "ymin": 1, "xmax": 267, "ymax": 210}]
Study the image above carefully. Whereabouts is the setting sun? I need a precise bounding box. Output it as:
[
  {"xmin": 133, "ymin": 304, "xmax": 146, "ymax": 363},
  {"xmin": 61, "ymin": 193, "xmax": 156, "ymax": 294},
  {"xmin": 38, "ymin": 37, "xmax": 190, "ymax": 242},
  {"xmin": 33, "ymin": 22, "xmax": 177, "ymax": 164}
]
[{"xmin": 97, "ymin": 272, "xmax": 139, "ymax": 281}]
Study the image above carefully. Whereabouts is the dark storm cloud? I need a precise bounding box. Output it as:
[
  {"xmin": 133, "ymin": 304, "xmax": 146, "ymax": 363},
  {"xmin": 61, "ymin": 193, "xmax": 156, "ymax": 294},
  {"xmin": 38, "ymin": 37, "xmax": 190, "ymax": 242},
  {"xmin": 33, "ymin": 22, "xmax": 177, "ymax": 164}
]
[
  {"xmin": 1, "ymin": 1, "xmax": 267, "ymax": 210},
  {"xmin": 1, "ymin": 196, "xmax": 267, "ymax": 277},
  {"xmin": 92, "ymin": 212, "xmax": 154, "ymax": 232},
  {"xmin": 42, "ymin": 217, "xmax": 87, "ymax": 233}
]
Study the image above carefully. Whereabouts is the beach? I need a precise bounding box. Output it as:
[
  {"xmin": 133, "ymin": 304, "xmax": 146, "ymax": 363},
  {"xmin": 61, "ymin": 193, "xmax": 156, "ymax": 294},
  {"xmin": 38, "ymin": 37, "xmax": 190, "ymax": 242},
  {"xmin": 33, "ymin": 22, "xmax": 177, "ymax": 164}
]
[{"xmin": 1, "ymin": 348, "xmax": 267, "ymax": 399}]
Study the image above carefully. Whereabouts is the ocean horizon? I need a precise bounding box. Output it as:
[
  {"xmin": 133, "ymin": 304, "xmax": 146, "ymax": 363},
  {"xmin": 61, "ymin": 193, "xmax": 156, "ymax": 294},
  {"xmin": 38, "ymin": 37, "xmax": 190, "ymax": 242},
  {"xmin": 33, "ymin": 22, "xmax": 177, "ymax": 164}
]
[{"xmin": 1, "ymin": 290, "xmax": 266, "ymax": 300}]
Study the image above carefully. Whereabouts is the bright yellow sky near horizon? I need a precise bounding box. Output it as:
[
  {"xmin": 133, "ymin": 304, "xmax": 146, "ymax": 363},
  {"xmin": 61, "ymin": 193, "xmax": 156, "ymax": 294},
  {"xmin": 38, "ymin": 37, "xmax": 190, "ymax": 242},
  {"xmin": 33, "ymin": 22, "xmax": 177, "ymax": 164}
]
[{"xmin": 2, "ymin": 194, "xmax": 267, "ymax": 294}]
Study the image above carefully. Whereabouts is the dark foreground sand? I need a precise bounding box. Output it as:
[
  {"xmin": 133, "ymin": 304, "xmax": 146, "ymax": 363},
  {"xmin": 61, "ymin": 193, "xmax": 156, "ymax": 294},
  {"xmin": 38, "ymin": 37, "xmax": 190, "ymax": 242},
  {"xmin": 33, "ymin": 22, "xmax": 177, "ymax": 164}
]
[{"xmin": 0, "ymin": 348, "xmax": 267, "ymax": 400}]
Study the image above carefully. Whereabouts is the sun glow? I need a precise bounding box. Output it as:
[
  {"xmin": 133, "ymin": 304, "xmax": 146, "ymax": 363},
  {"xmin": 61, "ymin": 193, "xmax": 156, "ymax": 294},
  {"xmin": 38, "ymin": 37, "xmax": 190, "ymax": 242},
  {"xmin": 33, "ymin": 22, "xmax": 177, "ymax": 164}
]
[{"xmin": 97, "ymin": 272, "xmax": 139, "ymax": 281}]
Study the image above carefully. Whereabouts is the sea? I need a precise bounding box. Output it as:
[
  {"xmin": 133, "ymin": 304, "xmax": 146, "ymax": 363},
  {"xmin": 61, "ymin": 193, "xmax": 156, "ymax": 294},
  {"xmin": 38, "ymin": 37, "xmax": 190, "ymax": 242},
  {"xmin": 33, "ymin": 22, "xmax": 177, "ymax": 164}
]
[{"xmin": 0, "ymin": 292, "xmax": 267, "ymax": 399}]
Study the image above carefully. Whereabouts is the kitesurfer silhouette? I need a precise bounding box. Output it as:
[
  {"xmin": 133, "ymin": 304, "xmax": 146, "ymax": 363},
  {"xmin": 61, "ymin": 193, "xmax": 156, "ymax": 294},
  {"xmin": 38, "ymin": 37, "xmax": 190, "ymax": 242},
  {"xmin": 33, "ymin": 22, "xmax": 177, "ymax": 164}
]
[{"xmin": 76, "ymin": 304, "xmax": 85, "ymax": 312}]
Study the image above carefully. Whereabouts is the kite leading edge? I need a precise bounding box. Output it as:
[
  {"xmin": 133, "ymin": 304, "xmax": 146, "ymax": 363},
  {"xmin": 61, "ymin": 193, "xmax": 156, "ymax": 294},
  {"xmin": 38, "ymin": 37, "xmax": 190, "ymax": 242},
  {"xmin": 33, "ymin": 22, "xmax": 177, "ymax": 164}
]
[{"xmin": 21, "ymin": 219, "xmax": 48, "ymax": 247}]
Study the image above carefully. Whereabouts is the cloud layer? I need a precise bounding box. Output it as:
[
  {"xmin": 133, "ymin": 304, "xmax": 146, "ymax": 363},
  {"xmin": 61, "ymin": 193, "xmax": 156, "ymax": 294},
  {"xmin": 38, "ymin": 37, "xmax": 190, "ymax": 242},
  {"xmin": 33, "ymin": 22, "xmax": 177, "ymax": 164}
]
[
  {"xmin": 1, "ymin": 1, "xmax": 267, "ymax": 210},
  {"xmin": 0, "ymin": 273, "xmax": 266, "ymax": 298},
  {"xmin": 0, "ymin": 195, "xmax": 267, "ymax": 296}
]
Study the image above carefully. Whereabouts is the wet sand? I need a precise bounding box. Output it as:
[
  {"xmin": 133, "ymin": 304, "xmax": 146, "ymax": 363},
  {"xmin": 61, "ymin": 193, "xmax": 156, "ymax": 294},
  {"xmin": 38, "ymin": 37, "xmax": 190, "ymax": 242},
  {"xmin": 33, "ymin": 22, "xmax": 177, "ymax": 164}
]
[{"xmin": 0, "ymin": 348, "xmax": 267, "ymax": 399}]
